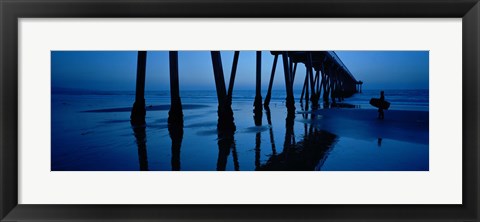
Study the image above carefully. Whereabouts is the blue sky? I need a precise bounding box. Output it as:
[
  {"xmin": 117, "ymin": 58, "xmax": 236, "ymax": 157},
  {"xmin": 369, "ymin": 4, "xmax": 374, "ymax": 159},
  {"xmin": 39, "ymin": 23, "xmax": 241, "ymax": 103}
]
[{"xmin": 51, "ymin": 51, "xmax": 428, "ymax": 91}]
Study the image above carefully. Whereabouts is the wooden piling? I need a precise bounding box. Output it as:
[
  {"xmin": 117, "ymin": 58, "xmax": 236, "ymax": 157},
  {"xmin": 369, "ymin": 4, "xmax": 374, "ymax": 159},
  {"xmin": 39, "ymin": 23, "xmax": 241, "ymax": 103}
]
[
  {"xmin": 227, "ymin": 51, "xmax": 240, "ymax": 101},
  {"xmin": 130, "ymin": 51, "xmax": 147, "ymax": 126},
  {"xmin": 330, "ymin": 66, "xmax": 337, "ymax": 104},
  {"xmin": 323, "ymin": 64, "xmax": 330, "ymax": 104},
  {"xmin": 306, "ymin": 52, "xmax": 316, "ymax": 108},
  {"xmin": 254, "ymin": 51, "xmax": 263, "ymax": 125},
  {"xmin": 264, "ymin": 54, "xmax": 278, "ymax": 108},
  {"xmin": 254, "ymin": 51, "xmax": 263, "ymax": 110},
  {"xmin": 168, "ymin": 51, "xmax": 183, "ymax": 126},
  {"xmin": 282, "ymin": 52, "xmax": 295, "ymax": 112},
  {"xmin": 211, "ymin": 51, "xmax": 236, "ymax": 131},
  {"xmin": 300, "ymin": 70, "xmax": 308, "ymax": 104},
  {"xmin": 291, "ymin": 62, "xmax": 298, "ymax": 85},
  {"xmin": 312, "ymin": 69, "xmax": 320, "ymax": 108}
]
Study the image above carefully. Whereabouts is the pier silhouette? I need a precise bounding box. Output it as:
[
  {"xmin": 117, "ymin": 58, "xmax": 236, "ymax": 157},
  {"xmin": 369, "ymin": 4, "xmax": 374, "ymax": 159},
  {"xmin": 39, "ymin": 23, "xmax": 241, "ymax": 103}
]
[
  {"xmin": 129, "ymin": 50, "xmax": 360, "ymax": 171},
  {"xmin": 50, "ymin": 50, "xmax": 430, "ymax": 171},
  {"xmin": 131, "ymin": 51, "xmax": 361, "ymax": 128}
]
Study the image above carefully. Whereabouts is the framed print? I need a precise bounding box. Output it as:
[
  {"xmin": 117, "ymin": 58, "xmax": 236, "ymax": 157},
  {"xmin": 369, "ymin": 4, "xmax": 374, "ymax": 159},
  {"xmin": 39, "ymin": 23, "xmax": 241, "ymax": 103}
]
[{"xmin": 1, "ymin": 0, "xmax": 479, "ymax": 221}]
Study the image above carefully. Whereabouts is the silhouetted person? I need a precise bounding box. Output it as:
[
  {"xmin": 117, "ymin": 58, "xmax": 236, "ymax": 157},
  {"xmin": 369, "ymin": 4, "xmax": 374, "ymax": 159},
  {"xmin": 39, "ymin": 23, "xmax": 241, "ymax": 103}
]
[{"xmin": 378, "ymin": 91, "xmax": 385, "ymax": 120}]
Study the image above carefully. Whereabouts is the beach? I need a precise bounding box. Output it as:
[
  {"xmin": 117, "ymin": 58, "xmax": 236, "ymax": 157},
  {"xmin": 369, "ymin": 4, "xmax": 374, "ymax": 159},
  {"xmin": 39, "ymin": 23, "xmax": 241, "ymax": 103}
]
[{"xmin": 51, "ymin": 89, "xmax": 429, "ymax": 171}]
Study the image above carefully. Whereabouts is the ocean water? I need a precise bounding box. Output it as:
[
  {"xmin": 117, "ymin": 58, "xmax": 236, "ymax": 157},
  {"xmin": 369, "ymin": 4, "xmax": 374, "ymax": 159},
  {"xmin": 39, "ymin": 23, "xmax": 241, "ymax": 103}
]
[
  {"xmin": 51, "ymin": 89, "xmax": 429, "ymax": 171},
  {"xmin": 347, "ymin": 89, "xmax": 429, "ymax": 111}
]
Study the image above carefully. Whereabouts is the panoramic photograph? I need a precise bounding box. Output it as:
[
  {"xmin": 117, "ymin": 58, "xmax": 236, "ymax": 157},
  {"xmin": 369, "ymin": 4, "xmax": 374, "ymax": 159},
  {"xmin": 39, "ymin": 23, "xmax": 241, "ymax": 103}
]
[{"xmin": 51, "ymin": 50, "xmax": 429, "ymax": 171}]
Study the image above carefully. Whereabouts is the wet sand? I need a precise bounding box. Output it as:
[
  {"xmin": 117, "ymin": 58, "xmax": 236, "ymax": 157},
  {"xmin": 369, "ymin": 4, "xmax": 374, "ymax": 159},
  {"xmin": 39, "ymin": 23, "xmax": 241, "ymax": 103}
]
[
  {"xmin": 304, "ymin": 108, "xmax": 429, "ymax": 171},
  {"xmin": 51, "ymin": 92, "xmax": 429, "ymax": 171},
  {"xmin": 306, "ymin": 108, "xmax": 428, "ymax": 145}
]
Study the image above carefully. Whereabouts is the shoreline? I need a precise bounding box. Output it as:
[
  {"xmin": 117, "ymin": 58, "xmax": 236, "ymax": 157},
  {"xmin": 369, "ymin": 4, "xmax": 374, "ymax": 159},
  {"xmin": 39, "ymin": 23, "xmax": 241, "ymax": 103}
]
[{"xmin": 303, "ymin": 108, "xmax": 428, "ymax": 145}]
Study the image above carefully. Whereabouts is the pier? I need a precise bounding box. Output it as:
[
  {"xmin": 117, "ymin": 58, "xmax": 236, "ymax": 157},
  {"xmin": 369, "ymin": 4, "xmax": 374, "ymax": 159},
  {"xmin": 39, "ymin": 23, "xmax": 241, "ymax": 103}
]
[
  {"xmin": 128, "ymin": 50, "xmax": 360, "ymax": 170},
  {"xmin": 51, "ymin": 50, "xmax": 431, "ymax": 171},
  {"xmin": 130, "ymin": 51, "xmax": 361, "ymax": 129}
]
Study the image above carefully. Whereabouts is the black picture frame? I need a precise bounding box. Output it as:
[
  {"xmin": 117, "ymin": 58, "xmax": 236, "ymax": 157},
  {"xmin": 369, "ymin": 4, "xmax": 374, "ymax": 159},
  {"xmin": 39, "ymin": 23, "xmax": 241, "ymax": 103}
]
[{"xmin": 1, "ymin": 0, "xmax": 479, "ymax": 221}]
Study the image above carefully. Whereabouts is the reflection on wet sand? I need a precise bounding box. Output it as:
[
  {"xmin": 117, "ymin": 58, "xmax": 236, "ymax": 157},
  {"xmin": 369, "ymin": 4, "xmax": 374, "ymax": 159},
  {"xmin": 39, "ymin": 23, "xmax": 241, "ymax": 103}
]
[
  {"xmin": 254, "ymin": 107, "xmax": 263, "ymax": 168},
  {"xmin": 265, "ymin": 107, "xmax": 277, "ymax": 156},
  {"xmin": 53, "ymin": 88, "xmax": 428, "ymax": 171},
  {"xmin": 132, "ymin": 125, "xmax": 149, "ymax": 171},
  {"xmin": 216, "ymin": 130, "xmax": 239, "ymax": 171},
  {"xmin": 257, "ymin": 109, "xmax": 338, "ymax": 171},
  {"xmin": 131, "ymin": 103, "xmax": 339, "ymax": 171},
  {"xmin": 168, "ymin": 124, "xmax": 183, "ymax": 171}
]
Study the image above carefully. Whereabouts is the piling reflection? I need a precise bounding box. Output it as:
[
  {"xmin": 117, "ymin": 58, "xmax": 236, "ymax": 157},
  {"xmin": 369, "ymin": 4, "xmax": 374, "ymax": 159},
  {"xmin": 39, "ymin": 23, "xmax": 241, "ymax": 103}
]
[
  {"xmin": 265, "ymin": 107, "xmax": 277, "ymax": 155},
  {"xmin": 168, "ymin": 123, "xmax": 183, "ymax": 171},
  {"xmin": 257, "ymin": 112, "xmax": 337, "ymax": 171},
  {"xmin": 231, "ymin": 142, "xmax": 240, "ymax": 171},
  {"xmin": 132, "ymin": 106, "xmax": 338, "ymax": 171},
  {"xmin": 253, "ymin": 112, "xmax": 262, "ymax": 168},
  {"xmin": 132, "ymin": 125, "xmax": 149, "ymax": 171},
  {"xmin": 216, "ymin": 130, "xmax": 238, "ymax": 171},
  {"xmin": 255, "ymin": 130, "xmax": 261, "ymax": 169},
  {"xmin": 215, "ymin": 99, "xmax": 239, "ymax": 170},
  {"xmin": 284, "ymin": 112, "xmax": 296, "ymax": 153}
]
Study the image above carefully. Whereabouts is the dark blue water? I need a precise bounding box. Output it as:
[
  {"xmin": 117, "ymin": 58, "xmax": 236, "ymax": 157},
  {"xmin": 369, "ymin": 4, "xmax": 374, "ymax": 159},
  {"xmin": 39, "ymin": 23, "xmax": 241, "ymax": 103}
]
[{"xmin": 51, "ymin": 89, "xmax": 429, "ymax": 171}]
